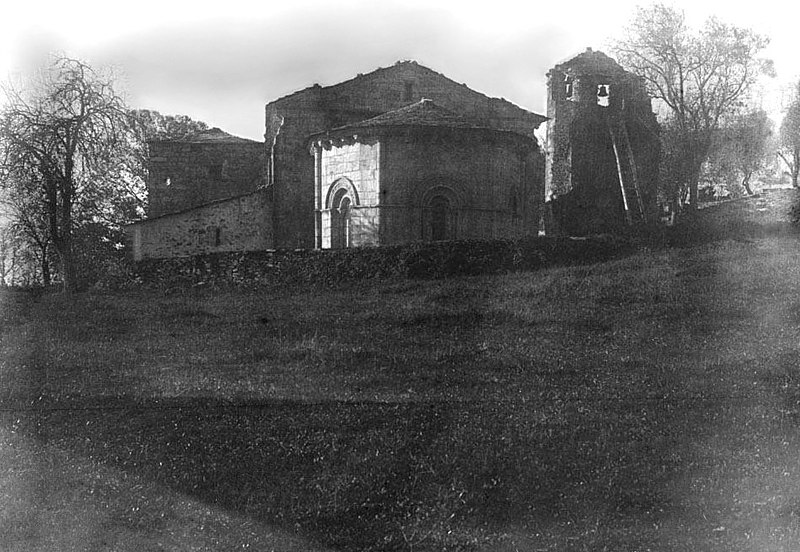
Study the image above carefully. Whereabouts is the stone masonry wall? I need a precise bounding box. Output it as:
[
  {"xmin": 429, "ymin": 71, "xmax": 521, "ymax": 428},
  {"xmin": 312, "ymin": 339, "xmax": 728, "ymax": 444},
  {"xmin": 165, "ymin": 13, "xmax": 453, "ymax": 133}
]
[
  {"xmin": 544, "ymin": 50, "xmax": 660, "ymax": 235},
  {"xmin": 265, "ymin": 62, "xmax": 546, "ymax": 249},
  {"xmin": 148, "ymin": 140, "xmax": 265, "ymax": 218},
  {"xmin": 127, "ymin": 190, "xmax": 273, "ymax": 261},
  {"xmin": 378, "ymin": 129, "xmax": 540, "ymax": 243},
  {"xmin": 314, "ymin": 128, "xmax": 542, "ymax": 248},
  {"xmin": 316, "ymin": 140, "xmax": 381, "ymax": 248},
  {"xmin": 266, "ymin": 87, "xmax": 328, "ymax": 249},
  {"xmin": 133, "ymin": 235, "xmax": 632, "ymax": 288}
]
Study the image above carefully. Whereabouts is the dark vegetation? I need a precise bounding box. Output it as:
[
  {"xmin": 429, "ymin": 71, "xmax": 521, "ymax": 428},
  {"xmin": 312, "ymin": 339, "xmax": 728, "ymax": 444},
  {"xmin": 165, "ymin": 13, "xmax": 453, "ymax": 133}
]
[
  {"xmin": 3, "ymin": 190, "xmax": 800, "ymax": 551},
  {"xmin": 132, "ymin": 235, "xmax": 635, "ymax": 289}
]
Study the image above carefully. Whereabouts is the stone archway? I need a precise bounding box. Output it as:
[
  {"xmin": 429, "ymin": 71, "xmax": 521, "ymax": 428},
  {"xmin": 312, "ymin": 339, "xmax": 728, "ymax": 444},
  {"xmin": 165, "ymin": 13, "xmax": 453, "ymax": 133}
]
[
  {"xmin": 421, "ymin": 185, "xmax": 461, "ymax": 242},
  {"xmin": 324, "ymin": 178, "xmax": 360, "ymax": 249}
]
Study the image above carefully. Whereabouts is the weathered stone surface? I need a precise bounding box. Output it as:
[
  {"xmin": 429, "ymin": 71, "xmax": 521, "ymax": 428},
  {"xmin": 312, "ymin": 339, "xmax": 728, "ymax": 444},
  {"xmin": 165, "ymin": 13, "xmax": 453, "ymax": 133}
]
[
  {"xmin": 266, "ymin": 61, "xmax": 547, "ymax": 249},
  {"xmin": 131, "ymin": 61, "xmax": 547, "ymax": 260},
  {"xmin": 310, "ymin": 101, "xmax": 542, "ymax": 249},
  {"xmin": 126, "ymin": 190, "xmax": 273, "ymax": 261},
  {"xmin": 132, "ymin": 235, "xmax": 632, "ymax": 288},
  {"xmin": 147, "ymin": 129, "xmax": 265, "ymax": 218},
  {"xmin": 544, "ymin": 49, "xmax": 660, "ymax": 236}
]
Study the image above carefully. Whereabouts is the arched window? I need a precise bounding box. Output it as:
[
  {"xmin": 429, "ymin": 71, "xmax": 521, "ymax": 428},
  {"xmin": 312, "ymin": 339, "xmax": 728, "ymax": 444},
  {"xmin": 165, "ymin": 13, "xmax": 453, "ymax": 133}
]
[
  {"xmin": 429, "ymin": 195, "xmax": 450, "ymax": 241},
  {"xmin": 421, "ymin": 184, "xmax": 460, "ymax": 242},
  {"xmin": 510, "ymin": 193, "xmax": 519, "ymax": 218}
]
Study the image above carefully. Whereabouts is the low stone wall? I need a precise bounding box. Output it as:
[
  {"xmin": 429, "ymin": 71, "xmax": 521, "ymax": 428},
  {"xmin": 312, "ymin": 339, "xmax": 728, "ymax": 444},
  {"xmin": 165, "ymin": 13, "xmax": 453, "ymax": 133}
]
[{"xmin": 133, "ymin": 236, "xmax": 633, "ymax": 288}]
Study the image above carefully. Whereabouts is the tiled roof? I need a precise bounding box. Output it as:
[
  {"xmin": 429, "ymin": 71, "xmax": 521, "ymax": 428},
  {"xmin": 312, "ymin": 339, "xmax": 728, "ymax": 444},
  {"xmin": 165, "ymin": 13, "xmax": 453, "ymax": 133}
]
[
  {"xmin": 328, "ymin": 99, "xmax": 492, "ymax": 132},
  {"xmin": 268, "ymin": 60, "xmax": 546, "ymax": 125},
  {"xmin": 163, "ymin": 127, "xmax": 259, "ymax": 144}
]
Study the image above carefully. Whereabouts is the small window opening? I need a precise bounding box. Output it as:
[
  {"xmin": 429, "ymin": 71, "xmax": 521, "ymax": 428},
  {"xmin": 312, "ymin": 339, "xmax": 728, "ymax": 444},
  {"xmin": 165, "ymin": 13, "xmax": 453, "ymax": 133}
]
[
  {"xmin": 564, "ymin": 75, "xmax": 573, "ymax": 99},
  {"xmin": 204, "ymin": 226, "xmax": 221, "ymax": 247},
  {"xmin": 404, "ymin": 81, "xmax": 414, "ymax": 102},
  {"xmin": 597, "ymin": 84, "xmax": 610, "ymax": 107},
  {"xmin": 208, "ymin": 164, "xmax": 223, "ymax": 179}
]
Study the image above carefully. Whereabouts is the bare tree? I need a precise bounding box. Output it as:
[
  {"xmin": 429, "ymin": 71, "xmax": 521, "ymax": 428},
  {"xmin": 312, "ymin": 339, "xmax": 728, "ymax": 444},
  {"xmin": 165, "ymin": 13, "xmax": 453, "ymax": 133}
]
[
  {"xmin": 614, "ymin": 3, "xmax": 772, "ymax": 210},
  {"xmin": 0, "ymin": 56, "xmax": 133, "ymax": 292},
  {"xmin": 1, "ymin": 182, "xmax": 54, "ymax": 285}
]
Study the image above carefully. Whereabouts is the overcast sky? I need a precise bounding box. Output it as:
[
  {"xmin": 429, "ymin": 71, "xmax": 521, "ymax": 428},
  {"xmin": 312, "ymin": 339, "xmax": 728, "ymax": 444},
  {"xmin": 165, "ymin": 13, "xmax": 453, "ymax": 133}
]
[{"xmin": 2, "ymin": 0, "xmax": 798, "ymax": 141}]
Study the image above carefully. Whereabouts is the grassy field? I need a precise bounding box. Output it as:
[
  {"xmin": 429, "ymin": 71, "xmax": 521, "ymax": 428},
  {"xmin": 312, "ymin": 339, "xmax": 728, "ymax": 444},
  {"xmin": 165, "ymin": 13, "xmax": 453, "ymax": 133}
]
[{"xmin": 4, "ymin": 192, "xmax": 800, "ymax": 551}]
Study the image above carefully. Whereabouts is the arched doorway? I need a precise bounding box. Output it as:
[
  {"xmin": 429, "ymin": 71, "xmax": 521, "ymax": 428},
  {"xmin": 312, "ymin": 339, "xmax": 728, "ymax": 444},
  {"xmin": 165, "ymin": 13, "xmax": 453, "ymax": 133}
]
[
  {"xmin": 330, "ymin": 188, "xmax": 353, "ymax": 249},
  {"xmin": 323, "ymin": 178, "xmax": 360, "ymax": 249}
]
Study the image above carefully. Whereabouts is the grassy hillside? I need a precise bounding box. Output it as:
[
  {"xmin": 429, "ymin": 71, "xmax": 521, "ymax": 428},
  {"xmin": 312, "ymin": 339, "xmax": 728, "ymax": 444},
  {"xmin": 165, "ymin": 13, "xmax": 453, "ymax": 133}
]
[{"xmin": 3, "ymin": 190, "xmax": 800, "ymax": 551}]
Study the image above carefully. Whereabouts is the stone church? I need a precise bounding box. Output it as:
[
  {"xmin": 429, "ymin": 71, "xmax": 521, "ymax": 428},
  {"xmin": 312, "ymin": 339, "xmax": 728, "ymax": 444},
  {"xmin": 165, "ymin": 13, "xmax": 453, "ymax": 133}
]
[
  {"xmin": 126, "ymin": 52, "xmax": 660, "ymax": 260},
  {"xmin": 127, "ymin": 61, "xmax": 548, "ymax": 260}
]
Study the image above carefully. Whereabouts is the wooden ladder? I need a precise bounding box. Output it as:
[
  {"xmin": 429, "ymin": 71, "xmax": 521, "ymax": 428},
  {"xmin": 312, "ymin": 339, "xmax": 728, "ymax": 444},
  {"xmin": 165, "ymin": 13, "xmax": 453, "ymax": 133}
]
[{"xmin": 606, "ymin": 114, "xmax": 646, "ymax": 225}]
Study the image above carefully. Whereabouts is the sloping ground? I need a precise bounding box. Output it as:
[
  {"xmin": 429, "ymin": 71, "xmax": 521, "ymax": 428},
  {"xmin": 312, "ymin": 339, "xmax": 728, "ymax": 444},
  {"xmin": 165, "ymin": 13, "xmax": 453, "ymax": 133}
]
[
  {"xmin": 3, "ymin": 192, "xmax": 800, "ymax": 550},
  {"xmin": 667, "ymin": 189, "xmax": 800, "ymax": 246},
  {"xmin": 700, "ymin": 188, "xmax": 798, "ymax": 221}
]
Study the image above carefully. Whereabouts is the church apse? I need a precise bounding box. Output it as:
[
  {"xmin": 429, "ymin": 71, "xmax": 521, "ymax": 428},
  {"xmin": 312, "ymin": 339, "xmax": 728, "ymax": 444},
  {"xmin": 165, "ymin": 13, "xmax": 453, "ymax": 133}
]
[{"xmin": 544, "ymin": 49, "xmax": 660, "ymax": 236}]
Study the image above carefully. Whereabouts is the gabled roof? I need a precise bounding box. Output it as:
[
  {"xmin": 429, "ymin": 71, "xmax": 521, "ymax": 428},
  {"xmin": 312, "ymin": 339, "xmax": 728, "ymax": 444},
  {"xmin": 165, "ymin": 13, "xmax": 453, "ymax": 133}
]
[
  {"xmin": 268, "ymin": 61, "xmax": 444, "ymax": 104},
  {"xmin": 157, "ymin": 127, "xmax": 260, "ymax": 144},
  {"xmin": 269, "ymin": 60, "xmax": 546, "ymax": 125}
]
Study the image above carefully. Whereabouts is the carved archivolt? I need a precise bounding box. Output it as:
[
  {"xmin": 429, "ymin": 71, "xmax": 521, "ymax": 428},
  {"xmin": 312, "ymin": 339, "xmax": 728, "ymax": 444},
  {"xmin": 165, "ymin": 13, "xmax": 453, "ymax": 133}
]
[
  {"xmin": 325, "ymin": 177, "xmax": 360, "ymax": 210},
  {"xmin": 418, "ymin": 183, "xmax": 463, "ymax": 209}
]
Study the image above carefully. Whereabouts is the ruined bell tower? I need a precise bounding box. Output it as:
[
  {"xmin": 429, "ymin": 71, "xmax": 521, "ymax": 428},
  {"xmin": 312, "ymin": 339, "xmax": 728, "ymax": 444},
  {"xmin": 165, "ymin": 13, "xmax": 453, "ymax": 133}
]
[{"xmin": 544, "ymin": 48, "xmax": 660, "ymax": 236}]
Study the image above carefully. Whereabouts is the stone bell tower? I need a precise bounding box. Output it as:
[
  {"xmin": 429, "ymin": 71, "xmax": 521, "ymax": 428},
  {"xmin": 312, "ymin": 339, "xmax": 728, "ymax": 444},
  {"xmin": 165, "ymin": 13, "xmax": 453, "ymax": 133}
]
[{"xmin": 544, "ymin": 48, "xmax": 660, "ymax": 236}]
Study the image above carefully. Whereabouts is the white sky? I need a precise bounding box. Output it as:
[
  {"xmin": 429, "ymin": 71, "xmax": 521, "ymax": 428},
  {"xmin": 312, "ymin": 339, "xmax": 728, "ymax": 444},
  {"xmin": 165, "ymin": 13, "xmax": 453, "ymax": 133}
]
[{"xmin": 2, "ymin": 0, "xmax": 799, "ymax": 141}]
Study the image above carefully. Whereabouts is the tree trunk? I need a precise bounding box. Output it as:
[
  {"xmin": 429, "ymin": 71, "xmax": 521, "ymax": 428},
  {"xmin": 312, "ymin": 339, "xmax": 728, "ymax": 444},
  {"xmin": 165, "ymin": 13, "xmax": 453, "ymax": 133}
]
[
  {"xmin": 53, "ymin": 228, "xmax": 77, "ymax": 293},
  {"xmin": 41, "ymin": 246, "xmax": 51, "ymax": 287},
  {"xmin": 56, "ymin": 241, "xmax": 77, "ymax": 293},
  {"xmin": 742, "ymin": 173, "xmax": 754, "ymax": 196},
  {"xmin": 685, "ymin": 138, "xmax": 711, "ymax": 210},
  {"xmin": 687, "ymin": 158, "xmax": 704, "ymax": 210},
  {"xmin": 793, "ymin": 148, "xmax": 800, "ymax": 188}
]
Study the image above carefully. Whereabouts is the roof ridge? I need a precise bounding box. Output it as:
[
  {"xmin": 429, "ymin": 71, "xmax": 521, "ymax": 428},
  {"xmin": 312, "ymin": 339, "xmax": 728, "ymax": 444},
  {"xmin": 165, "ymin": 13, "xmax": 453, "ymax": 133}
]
[
  {"xmin": 158, "ymin": 126, "xmax": 260, "ymax": 144},
  {"xmin": 266, "ymin": 61, "xmax": 545, "ymax": 121}
]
